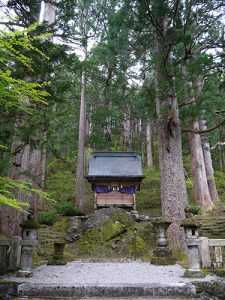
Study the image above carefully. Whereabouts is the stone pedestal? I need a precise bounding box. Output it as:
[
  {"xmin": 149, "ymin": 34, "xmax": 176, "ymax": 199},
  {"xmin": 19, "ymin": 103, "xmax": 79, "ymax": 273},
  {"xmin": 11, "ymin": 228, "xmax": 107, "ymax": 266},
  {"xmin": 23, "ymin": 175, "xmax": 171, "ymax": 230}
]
[
  {"xmin": 184, "ymin": 239, "xmax": 205, "ymax": 278},
  {"xmin": 181, "ymin": 218, "xmax": 205, "ymax": 278},
  {"xmin": 151, "ymin": 218, "xmax": 176, "ymax": 265},
  {"xmin": 17, "ymin": 214, "xmax": 39, "ymax": 277},
  {"xmin": 48, "ymin": 242, "xmax": 67, "ymax": 265},
  {"xmin": 17, "ymin": 239, "xmax": 38, "ymax": 277},
  {"xmin": 199, "ymin": 237, "xmax": 211, "ymax": 268}
]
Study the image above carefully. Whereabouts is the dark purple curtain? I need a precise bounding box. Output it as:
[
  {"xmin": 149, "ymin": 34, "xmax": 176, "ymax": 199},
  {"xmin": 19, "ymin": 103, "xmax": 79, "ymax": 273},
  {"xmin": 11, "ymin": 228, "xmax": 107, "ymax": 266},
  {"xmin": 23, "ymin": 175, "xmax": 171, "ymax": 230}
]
[
  {"xmin": 119, "ymin": 186, "xmax": 136, "ymax": 194},
  {"xmin": 93, "ymin": 185, "xmax": 112, "ymax": 193}
]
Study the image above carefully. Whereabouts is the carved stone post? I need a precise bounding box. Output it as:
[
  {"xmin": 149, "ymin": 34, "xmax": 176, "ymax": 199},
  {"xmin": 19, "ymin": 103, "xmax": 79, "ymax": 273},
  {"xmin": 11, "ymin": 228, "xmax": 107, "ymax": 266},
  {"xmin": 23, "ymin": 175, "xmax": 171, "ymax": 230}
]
[{"xmin": 181, "ymin": 218, "xmax": 205, "ymax": 278}]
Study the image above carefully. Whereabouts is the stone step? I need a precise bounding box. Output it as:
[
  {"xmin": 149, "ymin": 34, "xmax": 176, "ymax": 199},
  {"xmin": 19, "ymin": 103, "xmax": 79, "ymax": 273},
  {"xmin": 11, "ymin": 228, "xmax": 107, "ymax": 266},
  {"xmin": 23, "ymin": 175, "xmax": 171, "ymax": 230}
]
[{"xmin": 17, "ymin": 283, "xmax": 196, "ymax": 299}]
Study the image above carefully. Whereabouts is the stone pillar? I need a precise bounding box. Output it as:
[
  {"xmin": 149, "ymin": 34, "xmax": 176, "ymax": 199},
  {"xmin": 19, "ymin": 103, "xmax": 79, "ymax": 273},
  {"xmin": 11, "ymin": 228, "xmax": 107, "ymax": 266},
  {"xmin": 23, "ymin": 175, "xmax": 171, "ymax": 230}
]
[
  {"xmin": 17, "ymin": 240, "xmax": 37, "ymax": 277},
  {"xmin": 151, "ymin": 218, "xmax": 176, "ymax": 265},
  {"xmin": 0, "ymin": 238, "xmax": 10, "ymax": 274},
  {"xmin": 48, "ymin": 242, "xmax": 67, "ymax": 265},
  {"xmin": 199, "ymin": 237, "xmax": 211, "ymax": 268},
  {"xmin": 181, "ymin": 218, "xmax": 205, "ymax": 278},
  {"xmin": 8, "ymin": 236, "xmax": 22, "ymax": 271}
]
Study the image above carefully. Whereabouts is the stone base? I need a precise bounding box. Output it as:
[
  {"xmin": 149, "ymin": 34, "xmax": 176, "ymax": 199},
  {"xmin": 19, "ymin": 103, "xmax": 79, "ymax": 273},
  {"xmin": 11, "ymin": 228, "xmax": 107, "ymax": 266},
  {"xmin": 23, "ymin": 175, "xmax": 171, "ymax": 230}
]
[
  {"xmin": 214, "ymin": 268, "xmax": 225, "ymax": 277},
  {"xmin": 17, "ymin": 270, "xmax": 33, "ymax": 278},
  {"xmin": 183, "ymin": 269, "xmax": 206, "ymax": 278},
  {"xmin": 150, "ymin": 256, "xmax": 176, "ymax": 265},
  {"xmin": 47, "ymin": 256, "xmax": 67, "ymax": 266},
  {"xmin": 153, "ymin": 247, "xmax": 171, "ymax": 257}
]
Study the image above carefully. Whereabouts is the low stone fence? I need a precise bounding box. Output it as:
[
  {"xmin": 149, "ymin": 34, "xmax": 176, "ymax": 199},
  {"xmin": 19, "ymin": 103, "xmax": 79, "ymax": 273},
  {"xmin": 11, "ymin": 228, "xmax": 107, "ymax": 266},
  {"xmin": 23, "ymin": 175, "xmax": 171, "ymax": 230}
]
[
  {"xmin": 199, "ymin": 237, "xmax": 225, "ymax": 268},
  {"xmin": 0, "ymin": 236, "xmax": 38, "ymax": 276}
]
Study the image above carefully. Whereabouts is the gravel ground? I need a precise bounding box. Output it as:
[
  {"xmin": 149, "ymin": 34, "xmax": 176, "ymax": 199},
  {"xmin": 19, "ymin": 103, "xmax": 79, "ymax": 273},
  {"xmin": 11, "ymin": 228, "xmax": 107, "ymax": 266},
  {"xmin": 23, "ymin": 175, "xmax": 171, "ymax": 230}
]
[{"xmin": 4, "ymin": 262, "xmax": 216, "ymax": 285}]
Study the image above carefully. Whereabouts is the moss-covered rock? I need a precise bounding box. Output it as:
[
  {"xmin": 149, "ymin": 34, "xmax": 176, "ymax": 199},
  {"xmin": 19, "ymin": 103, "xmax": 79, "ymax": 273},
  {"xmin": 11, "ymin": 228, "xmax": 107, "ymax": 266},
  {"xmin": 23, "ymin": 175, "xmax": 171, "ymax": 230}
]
[
  {"xmin": 129, "ymin": 236, "xmax": 148, "ymax": 256},
  {"xmin": 102, "ymin": 222, "xmax": 127, "ymax": 241}
]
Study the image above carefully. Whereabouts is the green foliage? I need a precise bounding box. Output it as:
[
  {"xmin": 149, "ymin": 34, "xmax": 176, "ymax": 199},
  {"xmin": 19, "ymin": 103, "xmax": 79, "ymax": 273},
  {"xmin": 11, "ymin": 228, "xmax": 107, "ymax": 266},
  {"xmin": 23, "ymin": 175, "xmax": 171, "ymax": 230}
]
[
  {"xmin": 136, "ymin": 168, "xmax": 161, "ymax": 216},
  {"xmin": 46, "ymin": 170, "xmax": 75, "ymax": 203},
  {"xmin": 55, "ymin": 203, "xmax": 84, "ymax": 216},
  {"xmin": 187, "ymin": 203, "xmax": 201, "ymax": 215},
  {"xmin": 0, "ymin": 176, "xmax": 52, "ymax": 211},
  {"xmin": 39, "ymin": 211, "xmax": 57, "ymax": 225},
  {"xmin": 215, "ymin": 171, "xmax": 225, "ymax": 200},
  {"xmin": 0, "ymin": 22, "xmax": 50, "ymax": 113}
]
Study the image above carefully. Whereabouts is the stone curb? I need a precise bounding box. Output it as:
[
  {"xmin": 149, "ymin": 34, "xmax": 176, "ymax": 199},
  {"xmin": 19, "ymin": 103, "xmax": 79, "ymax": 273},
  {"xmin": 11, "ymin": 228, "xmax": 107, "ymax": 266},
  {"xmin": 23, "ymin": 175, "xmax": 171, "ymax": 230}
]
[{"xmin": 17, "ymin": 282, "xmax": 196, "ymax": 298}]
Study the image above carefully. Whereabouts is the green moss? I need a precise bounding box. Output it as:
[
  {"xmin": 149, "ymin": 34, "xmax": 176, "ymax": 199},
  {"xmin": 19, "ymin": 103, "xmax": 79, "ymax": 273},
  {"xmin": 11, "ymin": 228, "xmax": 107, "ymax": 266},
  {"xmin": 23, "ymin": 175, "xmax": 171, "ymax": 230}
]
[
  {"xmin": 76, "ymin": 228, "xmax": 102, "ymax": 255},
  {"xmin": 102, "ymin": 222, "xmax": 127, "ymax": 241},
  {"xmin": 53, "ymin": 217, "xmax": 69, "ymax": 233},
  {"xmin": 150, "ymin": 256, "xmax": 176, "ymax": 265},
  {"xmin": 129, "ymin": 236, "xmax": 148, "ymax": 256}
]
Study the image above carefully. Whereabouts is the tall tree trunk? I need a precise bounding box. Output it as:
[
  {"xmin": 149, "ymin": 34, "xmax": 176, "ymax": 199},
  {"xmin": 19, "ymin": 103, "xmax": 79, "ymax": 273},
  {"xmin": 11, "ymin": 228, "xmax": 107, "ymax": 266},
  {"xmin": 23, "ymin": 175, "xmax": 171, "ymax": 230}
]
[
  {"xmin": 104, "ymin": 67, "xmax": 112, "ymax": 140},
  {"xmin": 182, "ymin": 67, "xmax": 212, "ymax": 210},
  {"xmin": 156, "ymin": 91, "xmax": 188, "ymax": 250},
  {"xmin": 218, "ymin": 144, "xmax": 223, "ymax": 171},
  {"xmin": 152, "ymin": 0, "xmax": 188, "ymax": 250},
  {"xmin": 75, "ymin": 45, "xmax": 87, "ymax": 211},
  {"xmin": 123, "ymin": 107, "xmax": 131, "ymax": 151},
  {"xmin": 199, "ymin": 120, "xmax": 219, "ymax": 202},
  {"xmin": 0, "ymin": 116, "xmax": 43, "ymax": 238},
  {"xmin": 155, "ymin": 60, "xmax": 188, "ymax": 250},
  {"xmin": 146, "ymin": 120, "xmax": 153, "ymax": 168},
  {"xmin": 188, "ymin": 120, "xmax": 213, "ymax": 209}
]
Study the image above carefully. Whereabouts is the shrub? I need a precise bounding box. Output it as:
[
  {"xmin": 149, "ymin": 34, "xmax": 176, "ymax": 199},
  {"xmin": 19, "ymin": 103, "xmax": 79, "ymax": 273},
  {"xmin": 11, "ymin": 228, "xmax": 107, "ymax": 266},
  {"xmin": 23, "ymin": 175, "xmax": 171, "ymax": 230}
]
[
  {"xmin": 187, "ymin": 203, "xmax": 201, "ymax": 215},
  {"xmin": 55, "ymin": 203, "xmax": 85, "ymax": 216},
  {"xmin": 39, "ymin": 211, "xmax": 57, "ymax": 225}
]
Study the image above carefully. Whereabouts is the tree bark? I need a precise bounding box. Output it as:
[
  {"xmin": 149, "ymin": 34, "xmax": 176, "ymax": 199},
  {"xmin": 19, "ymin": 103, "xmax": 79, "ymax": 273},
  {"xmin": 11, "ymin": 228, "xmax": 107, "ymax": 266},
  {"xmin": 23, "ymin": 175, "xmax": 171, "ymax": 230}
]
[
  {"xmin": 199, "ymin": 120, "xmax": 219, "ymax": 202},
  {"xmin": 188, "ymin": 120, "xmax": 213, "ymax": 209},
  {"xmin": 155, "ymin": 53, "xmax": 188, "ymax": 250},
  {"xmin": 104, "ymin": 67, "xmax": 112, "ymax": 140},
  {"xmin": 151, "ymin": 0, "xmax": 188, "ymax": 250},
  {"xmin": 123, "ymin": 107, "xmax": 131, "ymax": 151},
  {"xmin": 146, "ymin": 120, "xmax": 153, "ymax": 168},
  {"xmin": 181, "ymin": 67, "xmax": 212, "ymax": 210},
  {"xmin": 75, "ymin": 47, "xmax": 87, "ymax": 211},
  {"xmin": 0, "ymin": 116, "xmax": 43, "ymax": 238}
]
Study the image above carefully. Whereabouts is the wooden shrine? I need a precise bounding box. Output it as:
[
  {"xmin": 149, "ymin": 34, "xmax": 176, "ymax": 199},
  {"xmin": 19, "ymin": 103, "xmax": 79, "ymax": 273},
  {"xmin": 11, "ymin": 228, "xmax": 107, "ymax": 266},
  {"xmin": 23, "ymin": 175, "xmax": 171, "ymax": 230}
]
[{"xmin": 85, "ymin": 152, "xmax": 144, "ymax": 210}]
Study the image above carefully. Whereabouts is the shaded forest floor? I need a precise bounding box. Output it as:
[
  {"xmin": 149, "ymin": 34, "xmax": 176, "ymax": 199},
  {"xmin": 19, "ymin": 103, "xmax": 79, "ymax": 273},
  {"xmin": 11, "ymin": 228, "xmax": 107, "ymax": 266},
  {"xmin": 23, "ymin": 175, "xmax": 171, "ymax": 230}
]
[{"xmin": 35, "ymin": 159, "xmax": 225, "ymax": 265}]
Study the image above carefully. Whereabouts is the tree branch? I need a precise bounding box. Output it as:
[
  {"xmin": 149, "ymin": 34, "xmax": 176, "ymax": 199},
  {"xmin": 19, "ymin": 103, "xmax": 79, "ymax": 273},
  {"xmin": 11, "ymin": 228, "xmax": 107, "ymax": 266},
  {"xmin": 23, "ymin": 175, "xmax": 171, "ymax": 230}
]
[
  {"xmin": 179, "ymin": 100, "xmax": 196, "ymax": 108},
  {"xmin": 182, "ymin": 118, "xmax": 225, "ymax": 134},
  {"xmin": 142, "ymin": 0, "xmax": 164, "ymax": 39}
]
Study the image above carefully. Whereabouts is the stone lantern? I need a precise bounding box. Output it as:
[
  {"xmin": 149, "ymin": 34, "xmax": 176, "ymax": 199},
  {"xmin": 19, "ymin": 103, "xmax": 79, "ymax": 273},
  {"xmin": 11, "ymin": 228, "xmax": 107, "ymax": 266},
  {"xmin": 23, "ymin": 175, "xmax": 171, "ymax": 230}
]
[
  {"xmin": 151, "ymin": 218, "xmax": 176, "ymax": 265},
  {"xmin": 181, "ymin": 217, "xmax": 205, "ymax": 278},
  {"xmin": 17, "ymin": 213, "xmax": 39, "ymax": 277}
]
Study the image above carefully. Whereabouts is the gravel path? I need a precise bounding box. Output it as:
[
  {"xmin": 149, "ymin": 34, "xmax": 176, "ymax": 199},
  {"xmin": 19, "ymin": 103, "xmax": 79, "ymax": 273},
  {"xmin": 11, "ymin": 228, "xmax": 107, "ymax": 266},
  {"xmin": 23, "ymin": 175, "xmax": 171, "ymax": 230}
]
[{"xmin": 4, "ymin": 261, "xmax": 215, "ymax": 285}]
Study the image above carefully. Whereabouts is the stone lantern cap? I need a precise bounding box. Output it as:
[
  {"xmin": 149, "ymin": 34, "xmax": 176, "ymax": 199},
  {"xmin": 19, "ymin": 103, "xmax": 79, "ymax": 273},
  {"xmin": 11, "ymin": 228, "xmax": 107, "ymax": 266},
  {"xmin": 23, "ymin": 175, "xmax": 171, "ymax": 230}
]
[
  {"xmin": 20, "ymin": 218, "xmax": 40, "ymax": 229},
  {"xmin": 151, "ymin": 217, "xmax": 171, "ymax": 227},
  {"xmin": 181, "ymin": 217, "xmax": 201, "ymax": 229}
]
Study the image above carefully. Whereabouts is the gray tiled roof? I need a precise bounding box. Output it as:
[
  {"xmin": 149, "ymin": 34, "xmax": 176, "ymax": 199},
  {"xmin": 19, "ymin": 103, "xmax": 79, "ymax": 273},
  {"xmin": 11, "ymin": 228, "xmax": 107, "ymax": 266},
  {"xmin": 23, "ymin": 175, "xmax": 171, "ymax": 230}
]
[{"xmin": 87, "ymin": 152, "xmax": 143, "ymax": 177}]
